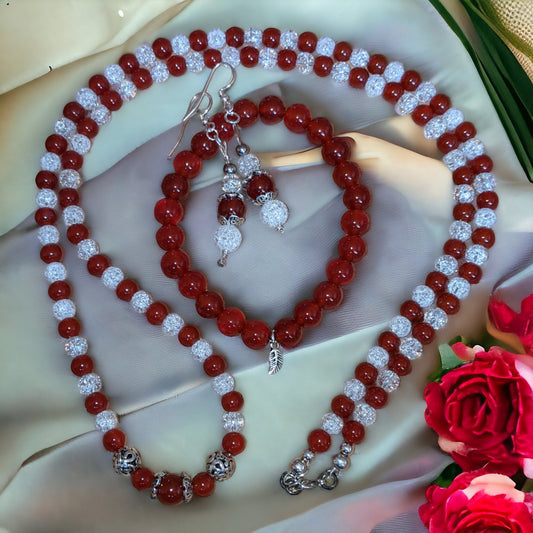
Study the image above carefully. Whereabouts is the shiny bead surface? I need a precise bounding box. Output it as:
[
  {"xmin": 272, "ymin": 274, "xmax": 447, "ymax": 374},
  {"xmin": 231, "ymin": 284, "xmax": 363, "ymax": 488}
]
[
  {"xmin": 333, "ymin": 161, "xmax": 361, "ymax": 189},
  {"xmin": 326, "ymin": 258, "xmax": 355, "ymax": 286},
  {"xmin": 241, "ymin": 320, "xmax": 270, "ymax": 349},
  {"xmin": 103, "ymin": 428, "xmax": 126, "ymax": 452},
  {"xmin": 178, "ymin": 325, "xmax": 200, "ymax": 347},
  {"xmin": 273, "ymin": 318, "xmax": 303, "ymax": 349},
  {"xmin": 313, "ymin": 56, "xmax": 333, "ymax": 77},
  {"xmin": 131, "ymin": 467, "xmax": 154, "ymax": 491},
  {"xmin": 156, "ymin": 224, "xmax": 185, "ymax": 250},
  {"xmin": 157, "ymin": 474, "xmax": 184, "ymax": 505},
  {"xmin": 222, "ymin": 432, "xmax": 246, "ymax": 455},
  {"xmin": 192, "ymin": 472, "xmax": 216, "ymax": 497},
  {"xmin": 293, "ymin": 299, "xmax": 322, "ymax": 328},
  {"xmin": 173, "ymin": 150, "xmax": 202, "ymax": 179},
  {"xmin": 160, "ymin": 249, "xmax": 190, "ymax": 279},
  {"xmin": 331, "ymin": 394, "xmax": 355, "ymax": 418},
  {"xmin": 313, "ymin": 281, "xmax": 343, "ymax": 310},
  {"xmin": 338, "ymin": 235, "xmax": 367, "ymax": 263},
  {"xmin": 355, "ymin": 362, "xmax": 378, "ymax": 385},
  {"xmin": 284, "ymin": 103, "xmax": 311, "ymax": 133},
  {"xmin": 342, "ymin": 420, "xmax": 365, "ymax": 444},
  {"xmin": 306, "ymin": 117, "xmax": 333, "ymax": 146},
  {"xmin": 217, "ymin": 307, "xmax": 246, "ymax": 336},
  {"xmin": 196, "ymin": 291, "xmax": 224, "ymax": 319},
  {"xmin": 322, "ymin": 137, "xmax": 351, "ymax": 166},
  {"xmin": 221, "ymin": 391, "xmax": 244, "ymax": 412},
  {"xmin": 307, "ymin": 429, "xmax": 331, "ymax": 453},
  {"xmin": 259, "ymin": 95, "xmax": 285, "ymax": 124},
  {"xmin": 343, "ymin": 184, "xmax": 371, "ymax": 210}
]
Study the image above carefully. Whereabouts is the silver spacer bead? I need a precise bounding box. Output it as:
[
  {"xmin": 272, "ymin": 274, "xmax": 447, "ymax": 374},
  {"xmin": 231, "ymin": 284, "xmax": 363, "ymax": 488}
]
[
  {"xmin": 235, "ymin": 143, "xmax": 250, "ymax": 156},
  {"xmin": 206, "ymin": 451, "xmax": 236, "ymax": 481},
  {"xmin": 332, "ymin": 453, "xmax": 351, "ymax": 471},
  {"xmin": 339, "ymin": 442, "xmax": 355, "ymax": 456},
  {"xmin": 112, "ymin": 447, "xmax": 141, "ymax": 476},
  {"xmin": 150, "ymin": 471, "xmax": 167, "ymax": 500},
  {"xmin": 289, "ymin": 458, "xmax": 309, "ymax": 476},
  {"xmin": 181, "ymin": 472, "xmax": 193, "ymax": 503},
  {"xmin": 223, "ymin": 162, "xmax": 238, "ymax": 175},
  {"xmin": 302, "ymin": 449, "xmax": 316, "ymax": 462}
]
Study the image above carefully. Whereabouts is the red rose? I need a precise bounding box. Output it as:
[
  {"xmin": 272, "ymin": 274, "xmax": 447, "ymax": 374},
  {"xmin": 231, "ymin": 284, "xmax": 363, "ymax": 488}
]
[
  {"xmin": 419, "ymin": 470, "xmax": 533, "ymax": 532},
  {"xmin": 424, "ymin": 345, "xmax": 533, "ymax": 475}
]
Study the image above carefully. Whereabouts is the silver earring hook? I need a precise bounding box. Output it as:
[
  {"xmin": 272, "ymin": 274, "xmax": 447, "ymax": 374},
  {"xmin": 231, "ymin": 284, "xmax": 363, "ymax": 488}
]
[{"xmin": 167, "ymin": 62, "xmax": 237, "ymax": 159}]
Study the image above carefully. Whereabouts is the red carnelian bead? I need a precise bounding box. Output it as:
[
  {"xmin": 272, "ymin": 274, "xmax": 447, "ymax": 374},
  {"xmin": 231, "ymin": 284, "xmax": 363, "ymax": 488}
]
[
  {"xmin": 100, "ymin": 90, "xmax": 122, "ymax": 111},
  {"xmin": 437, "ymin": 292, "xmax": 460, "ymax": 315},
  {"xmin": 131, "ymin": 68, "xmax": 152, "ymax": 90},
  {"xmin": 161, "ymin": 249, "xmax": 190, "ymax": 279},
  {"xmin": 87, "ymin": 254, "xmax": 111, "ymax": 277},
  {"xmin": 131, "ymin": 467, "xmax": 154, "ymax": 491},
  {"xmin": 59, "ymin": 317, "xmax": 81, "ymax": 338},
  {"xmin": 156, "ymin": 224, "xmax": 185, "ymax": 250},
  {"xmin": 334, "ymin": 41, "xmax": 352, "ymax": 62},
  {"xmin": 412, "ymin": 322, "xmax": 435, "ymax": 344},
  {"xmin": 368, "ymin": 54, "xmax": 387, "ymax": 74},
  {"xmin": 190, "ymin": 131, "xmax": 218, "ymax": 160},
  {"xmin": 116, "ymin": 279, "xmax": 139, "ymax": 301},
  {"xmin": 259, "ymin": 95, "xmax": 285, "ymax": 124},
  {"xmin": 378, "ymin": 331, "xmax": 400, "ymax": 354},
  {"xmin": 189, "ymin": 29, "xmax": 207, "ymax": 51},
  {"xmin": 226, "ymin": 26, "xmax": 244, "ymax": 47},
  {"xmin": 161, "ymin": 173, "xmax": 190, "ymax": 200},
  {"xmin": 88, "ymin": 74, "xmax": 109, "ymax": 95},
  {"xmin": 477, "ymin": 191, "xmax": 499, "ymax": 209},
  {"xmin": 342, "ymin": 420, "xmax": 365, "ymax": 444},
  {"xmin": 222, "ymin": 391, "xmax": 244, "ymax": 412},
  {"xmin": 400, "ymin": 299, "xmax": 424, "ymax": 322},
  {"xmin": 157, "ymin": 473, "xmax": 184, "ymax": 505},
  {"xmin": 35, "ymin": 208, "xmax": 57, "ymax": 226},
  {"xmin": 293, "ymin": 299, "xmax": 323, "ymax": 328},
  {"xmin": 342, "ymin": 182, "xmax": 371, "ymax": 207},
  {"xmin": 313, "ymin": 56, "xmax": 333, "ymax": 77},
  {"xmin": 204, "ymin": 49, "xmax": 222, "ymax": 68},
  {"xmin": 453, "ymin": 203, "xmax": 476, "ymax": 222},
  {"xmin": 61, "ymin": 151, "xmax": 83, "ymax": 170},
  {"xmin": 262, "ymin": 27, "xmax": 280, "ymax": 48},
  {"xmin": 241, "ymin": 320, "xmax": 271, "ymax": 349},
  {"xmin": 67, "ymin": 224, "xmax": 89, "ymax": 244},
  {"xmin": 203, "ymin": 355, "xmax": 227, "ymax": 377},
  {"xmin": 284, "ymin": 103, "xmax": 312, "ymax": 133},
  {"xmin": 70, "ymin": 354, "xmax": 93, "ymax": 376},
  {"xmin": 63, "ymin": 101, "xmax": 85, "ymax": 123},
  {"xmin": 472, "ymin": 227, "xmax": 495, "ymax": 248},
  {"xmin": 146, "ymin": 302, "xmax": 169, "ymax": 325},
  {"xmin": 173, "ymin": 150, "xmax": 202, "ymax": 179},
  {"xmin": 383, "ymin": 82, "xmax": 404, "ymax": 104},
  {"xmin": 222, "ymin": 432, "xmax": 246, "ymax": 455},
  {"xmin": 430, "ymin": 94, "xmax": 451, "ymax": 115},
  {"xmin": 58, "ymin": 188, "xmax": 80, "ymax": 208},
  {"xmin": 152, "ymin": 37, "xmax": 172, "ymax": 59},
  {"xmin": 167, "ymin": 55, "xmax": 187, "ymax": 76},
  {"xmin": 35, "ymin": 170, "xmax": 58, "ymax": 189},
  {"xmin": 192, "ymin": 472, "xmax": 216, "ymax": 497},
  {"xmin": 348, "ymin": 67, "xmax": 369, "ymax": 89},
  {"xmin": 388, "ymin": 353, "xmax": 412, "ymax": 376},
  {"xmin": 437, "ymin": 133, "xmax": 459, "ymax": 154},
  {"xmin": 273, "ymin": 318, "xmax": 303, "ymax": 349},
  {"xmin": 218, "ymin": 196, "xmax": 246, "ymax": 220},
  {"xmin": 452, "ymin": 166, "xmax": 475, "ymax": 185},
  {"xmin": 459, "ymin": 262, "xmax": 482, "ymax": 284},
  {"xmin": 326, "ymin": 258, "xmax": 355, "ymax": 286},
  {"xmin": 401, "ymin": 70, "xmax": 422, "ymax": 91},
  {"xmin": 118, "ymin": 53, "xmax": 139, "ymax": 74},
  {"xmin": 40, "ymin": 243, "xmax": 63, "ymax": 263},
  {"xmin": 212, "ymin": 112, "xmax": 234, "ymax": 142},
  {"xmin": 240, "ymin": 46, "xmax": 259, "ymax": 67},
  {"xmin": 178, "ymin": 270, "xmax": 208, "ymax": 299},
  {"xmin": 412, "ymin": 105, "xmax": 434, "ymax": 126},
  {"xmin": 103, "ymin": 428, "xmax": 126, "ymax": 452},
  {"xmin": 307, "ymin": 429, "xmax": 331, "ymax": 453},
  {"xmin": 277, "ymin": 49, "xmax": 297, "ymax": 71},
  {"xmin": 306, "ymin": 117, "xmax": 333, "ymax": 146},
  {"xmin": 469, "ymin": 155, "xmax": 493, "ymax": 173},
  {"xmin": 331, "ymin": 394, "xmax": 355, "ymax": 418},
  {"xmin": 298, "ymin": 31, "xmax": 317, "ymax": 52},
  {"xmin": 85, "ymin": 392, "xmax": 109, "ymax": 414},
  {"xmin": 338, "ymin": 235, "xmax": 367, "ymax": 263},
  {"xmin": 355, "ymin": 362, "xmax": 378, "ymax": 385},
  {"xmin": 322, "ymin": 137, "xmax": 351, "ymax": 166},
  {"xmin": 217, "ymin": 307, "xmax": 246, "ymax": 337},
  {"xmin": 178, "ymin": 325, "xmax": 200, "ymax": 347},
  {"xmin": 48, "ymin": 281, "xmax": 71, "ymax": 301},
  {"xmin": 77, "ymin": 117, "xmax": 99, "ymax": 139},
  {"xmin": 340, "ymin": 210, "xmax": 370, "ymax": 235},
  {"xmin": 196, "ymin": 291, "xmax": 224, "ymax": 319},
  {"xmin": 425, "ymin": 271, "xmax": 449, "ymax": 295},
  {"xmin": 333, "ymin": 161, "xmax": 362, "ymax": 189},
  {"xmin": 154, "ymin": 198, "xmax": 184, "ymax": 225},
  {"xmin": 313, "ymin": 281, "xmax": 343, "ymax": 310},
  {"xmin": 233, "ymin": 98, "xmax": 259, "ymax": 128},
  {"xmin": 455, "ymin": 121, "xmax": 477, "ymax": 142},
  {"xmin": 443, "ymin": 238, "xmax": 466, "ymax": 259},
  {"xmin": 365, "ymin": 386, "xmax": 388, "ymax": 409},
  {"xmin": 45, "ymin": 134, "xmax": 68, "ymax": 155}
]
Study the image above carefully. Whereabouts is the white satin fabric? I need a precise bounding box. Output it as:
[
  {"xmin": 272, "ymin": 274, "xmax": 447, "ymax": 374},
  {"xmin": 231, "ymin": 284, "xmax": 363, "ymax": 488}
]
[{"xmin": 0, "ymin": 1, "xmax": 531, "ymax": 532}]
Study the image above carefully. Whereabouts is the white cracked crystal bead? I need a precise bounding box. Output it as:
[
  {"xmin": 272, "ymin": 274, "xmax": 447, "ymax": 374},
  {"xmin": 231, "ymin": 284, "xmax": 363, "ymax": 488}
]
[
  {"xmin": 460, "ymin": 138, "xmax": 485, "ymax": 159},
  {"xmin": 349, "ymin": 48, "xmax": 369, "ymax": 67},
  {"xmin": 55, "ymin": 117, "xmax": 76, "ymax": 138},
  {"xmin": 237, "ymin": 153, "xmax": 260, "ymax": 177},
  {"xmin": 447, "ymin": 277, "xmax": 470, "ymax": 299},
  {"xmin": 395, "ymin": 93, "xmax": 418, "ymax": 116},
  {"xmin": 366, "ymin": 346, "xmax": 389, "ymax": 368},
  {"xmin": 365, "ymin": 75, "xmax": 386, "ymax": 97},
  {"xmin": 222, "ymin": 177, "xmax": 242, "ymax": 194},
  {"xmin": 465, "ymin": 245, "xmax": 488, "ymax": 266},
  {"xmin": 383, "ymin": 61, "xmax": 404, "ymax": 82},
  {"xmin": 344, "ymin": 379, "xmax": 365, "ymax": 401},
  {"xmin": 389, "ymin": 316, "xmax": 412, "ymax": 338},
  {"xmin": 95, "ymin": 410, "xmax": 119, "ymax": 432},
  {"xmin": 212, "ymin": 373, "xmax": 235, "ymax": 395},
  {"xmin": 415, "ymin": 81, "xmax": 436, "ymax": 103},
  {"xmin": 52, "ymin": 299, "xmax": 76, "ymax": 320},
  {"xmin": 130, "ymin": 291, "xmax": 153, "ymax": 313},
  {"xmin": 296, "ymin": 52, "xmax": 314, "ymax": 74},
  {"xmin": 77, "ymin": 239, "xmax": 99, "ymax": 260},
  {"xmin": 104, "ymin": 64, "xmax": 125, "ymax": 86},
  {"xmin": 44, "ymin": 262, "xmax": 67, "ymax": 282},
  {"xmin": 435, "ymin": 255, "xmax": 458, "ymax": 276},
  {"xmin": 76, "ymin": 88, "xmax": 98, "ymax": 110},
  {"xmin": 443, "ymin": 108, "xmax": 464, "ymax": 131},
  {"xmin": 78, "ymin": 373, "xmax": 102, "ymax": 396},
  {"xmin": 59, "ymin": 169, "xmax": 82, "ymax": 189},
  {"xmin": 261, "ymin": 199, "xmax": 289, "ymax": 230},
  {"xmin": 376, "ymin": 370, "xmax": 400, "ymax": 393},
  {"xmin": 162, "ymin": 313, "xmax": 184, "ymax": 336},
  {"xmin": 135, "ymin": 43, "xmax": 156, "ymax": 67},
  {"xmin": 171, "ymin": 34, "xmax": 190, "ymax": 55},
  {"xmin": 443, "ymin": 149, "xmax": 467, "ymax": 171},
  {"xmin": 423, "ymin": 117, "xmax": 446, "ymax": 140},
  {"xmin": 117, "ymin": 80, "xmax": 137, "ymax": 102},
  {"xmin": 40, "ymin": 152, "xmax": 61, "ymax": 172},
  {"xmin": 207, "ymin": 28, "xmax": 226, "ymax": 49},
  {"xmin": 321, "ymin": 413, "xmax": 343, "ymax": 435},
  {"xmin": 70, "ymin": 133, "xmax": 91, "ymax": 155},
  {"xmin": 101, "ymin": 266, "xmax": 124, "ymax": 289},
  {"xmin": 453, "ymin": 184, "xmax": 475, "ymax": 204},
  {"xmin": 185, "ymin": 51, "xmax": 204, "ymax": 73},
  {"xmin": 353, "ymin": 403, "xmax": 377, "ymax": 427},
  {"xmin": 331, "ymin": 62, "xmax": 350, "ymax": 83},
  {"xmin": 191, "ymin": 339, "xmax": 213, "ymax": 362},
  {"xmin": 259, "ymin": 48, "xmax": 277, "ymax": 69},
  {"xmin": 38, "ymin": 225, "xmax": 59, "ymax": 245},
  {"xmin": 474, "ymin": 208, "xmax": 497, "ymax": 228},
  {"xmin": 214, "ymin": 224, "xmax": 242, "ymax": 253},
  {"xmin": 63, "ymin": 205, "xmax": 85, "ymax": 226},
  {"xmin": 449, "ymin": 220, "xmax": 472, "ymax": 242},
  {"xmin": 399, "ymin": 337, "xmax": 423, "ymax": 360},
  {"xmin": 64, "ymin": 336, "xmax": 88, "ymax": 357},
  {"xmin": 150, "ymin": 62, "xmax": 169, "ymax": 83},
  {"xmin": 316, "ymin": 36, "xmax": 335, "ymax": 56},
  {"xmin": 474, "ymin": 173, "xmax": 496, "ymax": 193},
  {"xmin": 424, "ymin": 308, "xmax": 448, "ymax": 330},
  {"xmin": 90, "ymin": 105, "xmax": 111, "ymax": 126},
  {"xmin": 244, "ymin": 28, "xmax": 262, "ymax": 46},
  {"xmin": 221, "ymin": 47, "xmax": 240, "ymax": 68},
  {"xmin": 280, "ymin": 30, "xmax": 298, "ymax": 49},
  {"xmin": 223, "ymin": 412, "xmax": 245, "ymax": 432},
  {"xmin": 36, "ymin": 189, "xmax": 57, "ymax": 208},
  {"xmin": 412, "ymin": 285, "xmax": 435, "ymax": 308}
]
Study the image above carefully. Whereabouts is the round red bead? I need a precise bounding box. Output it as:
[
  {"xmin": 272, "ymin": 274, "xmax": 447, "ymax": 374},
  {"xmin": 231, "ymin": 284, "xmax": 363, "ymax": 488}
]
[
  {"xmin": 118, "ymin": 53, "xmax": 139, "ymax": 74},
  {"xmin": 155, "ymin": 224, "xmax": 185, "ymax": 251},
  {"xmin": 430, "ymin": 94, "xmax": 451, "ymax": 115},
  {"xmin": 246, "ymin": 173, "xmax": 274, "ymax": 201},
  {"xmin": 240, "ymin": 46, "xmax": 259, "ymax": 67},
  {"xmin": 67, "ymin": 223, "xmax": 89, "ymax": 244},
  {"xmin": 178, "ymin": 270, "xmax": 208, "ymax": 299},
  {"xmin": 203, "ymin": 355, "xmax": 227, "ymax": 377},
  {"xmin": 412, "ymin": 322, "xmax": 435, "ymax": 344},
  {"xmin": 152, "ymin": 37, "xmax": 172, "ymax": 59},
  {"xmin": 259, "ymin": 95, "xmax": 285, "ymax": 125},
  {"xmin": 58, "ymin": 188, "xmax": 80, "ymax": 208},
  {"xmin": 87, "ymin": 254, "xmax": 110, "ymax": 277},
  {"xmin": 61, "ymin": 151, "xmax": 83, "ymax": 170},
  {"xmin": 218, "ymin": 196, "xmax": 246, "ymax": 220},
  {"xmin": 378, "ymin": 331, "xmax": 400, "ymax": 354},
  {"xmin": 167, "ymin": 55, "xmax": 187, "ymax": 76},
  {"xmin": 277, "ymin": 49, "xmax": 297, "ymax": 71},
  {"xmin": 322, "ymin": 137, "xmax": 351, "ymax": 166},
  {"xmin": 100, "ymin": 90, "xmax": 122, "ymax": 112},
  {"xmin": 293, "ymin": 299, "xmax": 322, "ymax": 328},
  {"xmin": 226, "ymin": 27, "xmax": 244, "ymax": 48},
  {"xmin": 160, "ymin": 249, "xmax": 190, "ymax": 279},
  {"xmin": 477, "ymin": 191, "xmax": 499, "ymax": 209},
  {"xmin": 313, "ymin": 56, "xmax": 333, "ymax": 77},
  {"xmin": 262, "ymin": 27, "xmax": 280, "ymax": 48},
  {"xmin": 189, "ymin": 29, "xmax": 208, "ymax": 51},
  {"xmin": 355, "ymin": 362, "xmax": 378, "ymax": 385},
  {"xmin": 313, "ymin": 281, "xmax": 343, "ymax": 310},
  {"xmin": 306, "ymin": 117, "xmax": 333, "ymax": 146},
  {"xmin": 178, "ymin": 325, "xmax": 200, "ymax": 347},
  {"xmin": 412, "ymin": 105, "xmax": 433, "ymax": 126},
  {"xmin": 338, "ymin": 235, "xmax": 367, "ymax": 263},
  {"xmin": 192, "ymin": 472, "xmax": 216, "ymax": 497},
  {"xmin": 307, "ymin": 429, "xmax": 331, "ymax": 453},
  {"xmin": 154, "ymin": 198, "xmax": 184, "ymax": 225},
  {"xmin": 146, "ymin": 302, "xmax": 169, "ymax": 325},
  {"xmin": 284, "ymin": 103, "xmax": 312, "ymax": 134},
  {"xmin": 131, "ymin": 467, "xmax": 154, "ymax": 491},
  {"xmin": 103, "ymin": 428, "xmax": 126, "ymax": 452},
  {"xmin": 71, "ymin": 354, "xmax": 93, "ymax": 376},
  {"xmin": 452, "ymin": 166, "xmax": 475, "ymax": 185},
  {"xmin": 365, "ymin": 386, "xmax": 388, "ymax": 409},
  {"xmin": 63, "ymin": 101, "xmax": 85, "ymax": 122},
  {"xmin": 212, "ymin": 112, "xmax": 234, "ymax": 142},
  {"xmin": 333, "ymin": 161, "xmax": 362, "ymax": 190},
  {"xmin": 437, "ymin": 292, "xmax": 460, "ymax": 315},
  {"xmin": 35, "ymin": 208, "xmax": 57, "ymax": 226},
  {"xmin": 326, "ymin": 258, "xmax": 355, "ymax": 286},
  {"xmin": 195, "ymin": 291, "xmax": 224, "ymax": 319},
  {"xmin": 472, "ymin": 228, "xmax": 495, "ymax": 248},
  {"xmin": 40, "ymin": 243, "xmax": 63, "ymax": 264},
  {"xmin": 382, "ymin": 82, "xmax": 404, "ymax": 104},
  {"xmin": 400, "ymin": 300, "xmax": 423, "ymax": 322},
  {"xmin": 48, "ymin": 281, "xmax": 71, "ymax": 301},
  {"xmin": 331, "ymin": 394, "xmax": 355, "ymax": 418},
  {"xmin": 340, "ymin": 210, "xmax": 370, "ymax": 235},
  {"xmin": 173, "ymin": 150, "xmax": 202, "ymax": 179},
  {"xmin": 45, "ymin": 134, "xmax": 68, "ymax": 155},
  {"xmin": 348, "ymin": 68, "xmax": 369, "ymax": 89},
  {"xmin": 425, "ymin": 271, "xmax": 449, "ymax": 295},
  {"xmin": 388, "ymin": 354, "xmax": 412, "ymax": 376},
  {"xmin": 298, "ymin": 31, "xmax": 317, "ymax": 52},
  {"xmin": 77, "ymin": 117, "xmax": 99, "ymax": 139},
  {"xmin": 222, "ymin": 432, "xmax": 246, "ymax": 455},
  {"xmin": 190, "ymin": 131, "xmax": 218, "ymax": 160},
  {"xmin": 437, "ymin": 133, "xmax": 459, "ymax": 154},
  {"xmin": 455, "ymin": 121, "xmax": 477, "ymax": 142},
  {"xmin": 342, "ymin": 420, "xmax": 365, "ymax": 444},
  {"xmin": 116, "ymin": 279, "xmax": 139, "ymax": 301},
  {"xmin": 35, "ymin": 170, "xmax": 58, "ymax": 189},
  {"xmin": 233, "ymin": 98, "xmax": 259, "ymax": 128},
  {"xmin": 217, "ymin": 307, "xmax": 246, "ymax": 337},
  {"xmin": 204, "ymin": 49, "xmax": 221, "ymax": 69},
  {"xmin": 85, "ymin": 392, "xmax": 109, "ymax": 414},
  {"xmin": 469, "ymin": 155, "xmax": 493, "ymax": 173},
  {"xmin": 58, "ymin": 317, "xmax": 81, "ymax": 338},
  {"xmin": 161, "ymin": 173, "xmax": 190, "ymax": 200},
  {"xmin": 367, "ymin": 54, "xmax": 387, "ymax": 74},
  {"xmin": 401, "ymin": 70, "xmax": 422, "ymax": 91},
  {"xmin": 273, "ymin": 318, "xmax": 303, "ymax": 349},
  {"xmin": 443, "ymin": 239, "xmax": 466, "ymax": 259},
  {"xmin": 453, "ymin": 203, "xmax": 476, "ymax": 222},
  {"xmin": 131, "ymin": 68, "xmax": 152, "ymax": 90},
  {"xmin": 459, "ymin": 262, "xmax": 482, "ymax": 284},
  {"xmin": 221, "ymin": 391, "xmax": 244, "ymax": 412},
  {"xmin": 334, "ymin": 41, "xmax": 352, "ymax": 62},
  {"xmin": 241, "ymin": 320, "xmax": 271, "ymax": 349},
  {"xmin": 157, "ymin": 473, "xmax": 184, "ymax": 505}
]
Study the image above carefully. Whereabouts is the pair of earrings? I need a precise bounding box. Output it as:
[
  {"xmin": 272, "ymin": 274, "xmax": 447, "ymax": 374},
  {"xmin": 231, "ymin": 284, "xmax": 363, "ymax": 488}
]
[{"xmin": 169, "ymin": 63, "xmax": 289, "ymax": 266}]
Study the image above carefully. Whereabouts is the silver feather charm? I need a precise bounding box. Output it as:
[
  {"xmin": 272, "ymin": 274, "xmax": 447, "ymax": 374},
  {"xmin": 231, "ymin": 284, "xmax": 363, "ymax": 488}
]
[{"xmin": 268, "ymin": 336, "xmax": 283, "ymax": 375}]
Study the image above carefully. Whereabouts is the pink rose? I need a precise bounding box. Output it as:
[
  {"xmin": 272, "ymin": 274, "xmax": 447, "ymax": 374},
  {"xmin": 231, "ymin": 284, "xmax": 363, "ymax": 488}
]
[
  {"xmin": 424, "ymin": 344, "xmax": 533, "ymax": 476},
  {"xmin": 419, "ymin": 470, "xmax": 533, "ymax": 532}
]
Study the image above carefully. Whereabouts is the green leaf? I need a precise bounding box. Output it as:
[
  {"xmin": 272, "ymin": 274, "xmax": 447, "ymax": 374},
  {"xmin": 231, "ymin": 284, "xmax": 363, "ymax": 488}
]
[
  {"xmin": 440, "ymin": 343, "xmax": 466, "ymax": 370},
  {"xmin": 431, "ymin": 462, "xmax": 463, "ymax": 488}
]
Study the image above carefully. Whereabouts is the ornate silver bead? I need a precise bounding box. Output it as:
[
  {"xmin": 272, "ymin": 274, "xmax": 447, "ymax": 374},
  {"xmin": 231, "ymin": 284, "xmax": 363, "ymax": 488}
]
[
  {"xmin": 181, "ymin": 472, "xmax": 193, "ymax": 503},
  {"xmin": 112, "ymin": 447, "xmax": 141, "ymax": 476},
  {"xmin": 206, "ymin": 451, "xmax": 236, "ymax": 481},
  {"xmin": 150, "ymin": 471, "xmax": 167, "ymax": 500}
]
